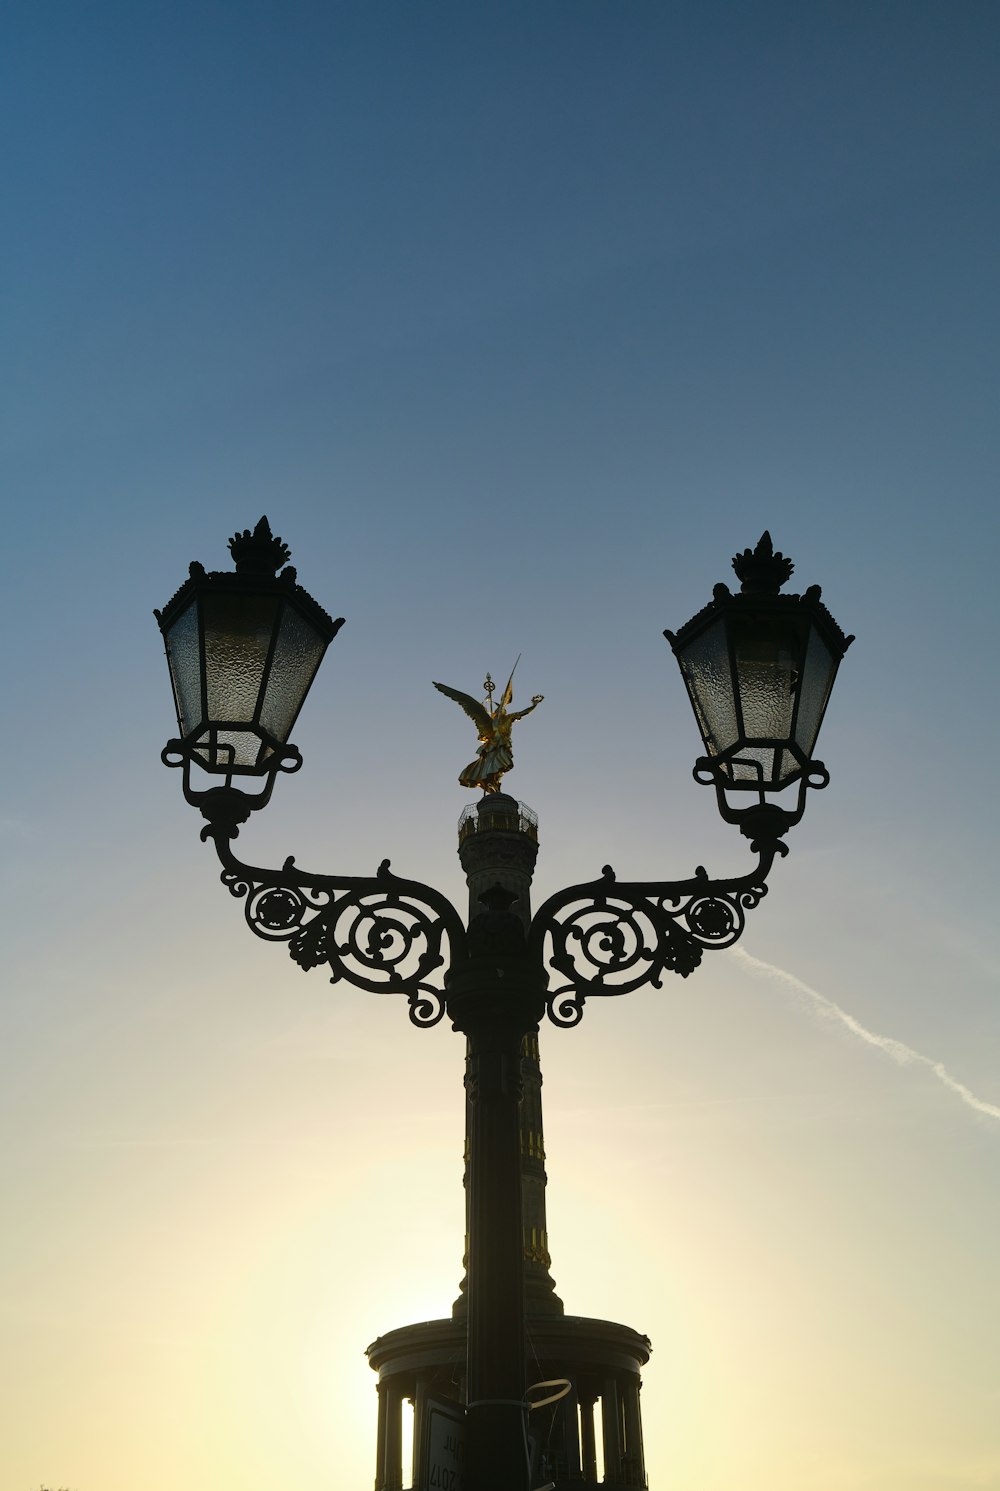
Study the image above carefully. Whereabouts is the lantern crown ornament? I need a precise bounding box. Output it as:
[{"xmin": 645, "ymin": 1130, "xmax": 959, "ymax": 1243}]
[
  {"xmin": 155, "ymin": 518, "xmax": 343, "ymax": 828},
  {"xmin": 228, "ymin": 516, "xmax": 292, "ymax": 575},
  {"xmin": 731, "ymin": 530, "xmax": 794, "ymax": 594},
  {"xmin": 665, "ymin": 532, "xmax": 854, "ymax": 840}
]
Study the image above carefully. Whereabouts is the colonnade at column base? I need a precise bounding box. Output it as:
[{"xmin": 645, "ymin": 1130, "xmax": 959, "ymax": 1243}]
[{"xmin": 366, "ymin": 1312, "xmax": 651, "ymax": 1491}]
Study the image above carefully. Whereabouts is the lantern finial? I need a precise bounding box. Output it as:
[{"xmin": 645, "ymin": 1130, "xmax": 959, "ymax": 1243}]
[
  {"xmin": 732, "ymin": 532, "xmax": 794, "ymax": 594},
  {"xmin": 229, "ymin": 516, "xmax": 292, "ymax": 575}
]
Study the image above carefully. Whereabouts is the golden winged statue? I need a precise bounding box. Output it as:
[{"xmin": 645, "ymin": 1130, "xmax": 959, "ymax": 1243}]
[{"xmin": 433, "ymin": 661, "xmax": 544, "ymax": 794}]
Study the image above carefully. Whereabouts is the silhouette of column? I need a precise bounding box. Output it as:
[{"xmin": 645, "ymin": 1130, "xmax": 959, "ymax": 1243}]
[
  {"xmin": 375, "ymin": 1379, "xmax": 388, "ymax": 1491},
  {"xmin": 458, "ymin": 794, "xmax": 537, "ymax": 922},
  {"xmin": 454, "ymin": 795, "xmax": 563, "ymax": 1319},
  {"xmin": 623, "ymin": 1374, "xmax": 646, "ymax": 1487},
  {"xmin": 368, "ymin": 794, "xmax": 652, "ymax": 1491},
  {"xmin": 447, "ymin": 885, "xmax": 545, "ymax": 1491},
  {"xmin": 562, "ymin": 1379, "xmax": 582, "ymax": 1479},
  {"xmin": 580, "ymin": 1389, "xmax": 598, "ymax": 1482},
  {"xmin": 383, "ymin": 1380, "xmax": 403, "ymax": 1491},
  {"xmin": 601, "ymin": 1376, "xmax": 623, "ymax": 1484}
]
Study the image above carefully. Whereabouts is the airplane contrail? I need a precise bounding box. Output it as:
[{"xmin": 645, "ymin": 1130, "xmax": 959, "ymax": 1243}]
[{"xmin": 729, "ymin": 945, "xmax": 1000, "ymax": 1123}]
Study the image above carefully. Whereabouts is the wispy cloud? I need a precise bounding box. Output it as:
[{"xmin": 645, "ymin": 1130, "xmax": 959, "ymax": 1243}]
[{"xmin": 729, "ymin": 946, "xmax": 1000, "ymax": 1124}]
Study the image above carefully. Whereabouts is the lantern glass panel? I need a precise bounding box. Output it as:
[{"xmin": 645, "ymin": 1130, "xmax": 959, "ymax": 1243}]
[
  {"xmin": 794, "ymin": 626, "xmax": 837, "ymax": 758},
  {"xmin": 730, "ymin": 745, "xmax": 776, "ymax": 785},
  {"xmin": 202, "ymin": 592, "xmax": 279, "ymax": 724},
  {"xmin": 260, "ymin": 604, "xmax": 328, "ymax": 743},
  {"xmin": 165, "ymin": 601, "xmax": 203, "ymax": 738},
  {"xmin": 781, "ymin": 747, "xmax": 799, "ymax": 780},
  {"xmin": 677, "ymin": 617, "xmax": 738, "ymax": 759},
  {"xmin": 214, "ymin": 727, "xmax": 270, "ymax": 771},
  {"xmin": 731, "ymin": 616, "xmax": 804, "ymax": 744}
]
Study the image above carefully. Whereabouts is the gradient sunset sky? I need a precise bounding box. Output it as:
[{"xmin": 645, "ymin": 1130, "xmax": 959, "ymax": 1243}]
[{"xmin": 3, "ymin": 4, "xmax": 1000, "ymax": 1489}]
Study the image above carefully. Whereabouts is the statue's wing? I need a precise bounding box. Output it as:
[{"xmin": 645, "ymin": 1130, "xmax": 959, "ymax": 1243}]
[{"xmin": 433, "ymin": 681, "xmax": 492, "ymax": 734}]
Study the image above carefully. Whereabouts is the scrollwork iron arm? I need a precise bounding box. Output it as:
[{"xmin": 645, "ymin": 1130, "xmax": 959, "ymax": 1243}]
[
  {"xmin": 203, "ymin": 819, "xmax": 466, "ymax": 1028},
  {"xmin": 527, "ymin": 841, "xmax": 782, "ymax": 1028}
]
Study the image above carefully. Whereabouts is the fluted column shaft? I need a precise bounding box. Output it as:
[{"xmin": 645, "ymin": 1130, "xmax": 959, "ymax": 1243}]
[
  {"xmin": 580, "ymin": 1391, "xmax": 598, "ymax": 1482},
  {"xmin": 602, "ymin": 1375, "xmax": 623, "ymax": 1483},
  {"xmin": 455, "ymin": 795, "xmax": 562, "ymax": 1321},
  {"xmin": 562, "ymin": 1380, "xmax": 582, "ymax": 1479},
  {"xmin": 382, "ymin": 1380, "xmax": 403, "ymax": 1491},
  {"xmin": 623, "ymin": 1374, "xmax": 646, "ymax": 1486},
  {"xmin": 446, "ymin": 886, "xmax": 546, "ymax": 1491},
  {"xmin": 375, "ymin": 1379, "xmax": 388, "ymax": 1491}
]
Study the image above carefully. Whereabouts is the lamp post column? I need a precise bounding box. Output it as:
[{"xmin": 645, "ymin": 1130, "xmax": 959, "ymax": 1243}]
[{"xmin": 447, "ymin": 888, "xmax": 546, "ymax": 1491}]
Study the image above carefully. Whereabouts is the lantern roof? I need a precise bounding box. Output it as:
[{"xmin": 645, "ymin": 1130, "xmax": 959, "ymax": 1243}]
[
  {"xmin": 665, "ymin": 532, "xmax": 855, "ymax": 660},
  {"xmin": 153, "ymin": 516, "xmax": 343, "ymax": 642}
]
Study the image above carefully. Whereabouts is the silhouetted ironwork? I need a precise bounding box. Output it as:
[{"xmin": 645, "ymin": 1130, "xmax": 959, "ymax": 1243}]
[
  {"xmin": 529, "ymin": 851, "xmax": 776, "ymax": 1028},
  {"xmin": 155, "ymin": 523, "xmax": 852, "ymax": 1491},
  {"xmin": 208, "ymin": 831, "xmax": 465, "ymax": 1027},
  {"xmin": 194, "ymin": 786, "xmax": 784, "ymax": 1028}
]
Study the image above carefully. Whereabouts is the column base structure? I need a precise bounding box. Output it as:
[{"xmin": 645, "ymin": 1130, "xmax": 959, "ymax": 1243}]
[{"xmin": 367, "ymin": 1312, "xmax": 651, "ymax": 1491}]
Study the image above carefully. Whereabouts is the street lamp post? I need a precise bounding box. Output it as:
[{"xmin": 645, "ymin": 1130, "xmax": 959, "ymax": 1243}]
[{"xmin": 155, "ymin": 519, "xmax": 852, "ymax": 1491}]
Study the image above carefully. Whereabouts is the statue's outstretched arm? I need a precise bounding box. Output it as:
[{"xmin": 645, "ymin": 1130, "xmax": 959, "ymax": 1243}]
[{"xmin": 507, "ymin": 694, "xmax": 544, "ymax": 724}]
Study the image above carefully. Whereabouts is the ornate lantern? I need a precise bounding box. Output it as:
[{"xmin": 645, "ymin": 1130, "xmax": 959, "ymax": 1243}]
[
  {"xmin": 155, "ymin": 517, "xmax": 343, "ymax": 783},
  {"xmin": 665, "ymin": 532, "xmax": 853, "ymax": 829}
]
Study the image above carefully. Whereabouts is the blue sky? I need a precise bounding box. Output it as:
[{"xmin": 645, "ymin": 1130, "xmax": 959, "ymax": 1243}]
[{"xmin": 2, "ymin": 4, "xmax": 999, "ymax": 1489}]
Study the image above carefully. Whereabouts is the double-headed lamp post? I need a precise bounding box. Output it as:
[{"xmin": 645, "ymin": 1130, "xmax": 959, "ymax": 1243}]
[{"xmin": 155, "ymin": 519, "xmax": 852, "ymax": 1491}]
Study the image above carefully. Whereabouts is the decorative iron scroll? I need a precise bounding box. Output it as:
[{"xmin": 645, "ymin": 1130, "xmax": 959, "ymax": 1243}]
[
  {"xmin": 211, "ymin": 839, "xmax": 465, "ymax": 1027},
  {"xmin": 529, "ymin": 850, "xmax": 778, "ymax": 1028},
  {"xmin": 198, "ymin": 791, "xmax": 781, "ymax": 1031}
]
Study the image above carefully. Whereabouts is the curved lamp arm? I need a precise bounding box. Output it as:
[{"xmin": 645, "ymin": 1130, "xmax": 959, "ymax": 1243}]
[
  {"xmin": 528, "ymin": 838, "xmax": 783, "ymax": 1028},
  {"xmin": 198, "ymin": 804, "xmax": 467, "ymax": 1030}
]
